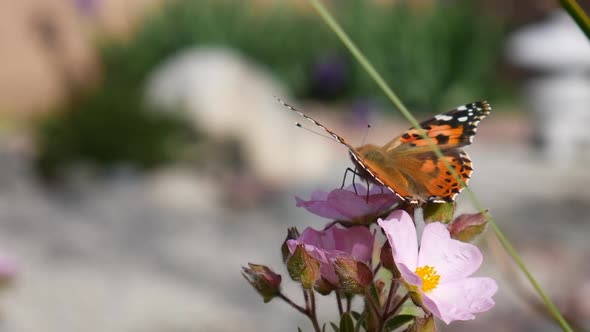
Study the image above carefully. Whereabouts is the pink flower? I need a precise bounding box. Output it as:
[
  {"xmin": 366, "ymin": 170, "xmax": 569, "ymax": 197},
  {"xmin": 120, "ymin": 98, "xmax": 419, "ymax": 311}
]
[
  {"xmin": 0, "ymin": 255, "xmax": 17, "ymax": 283},
  {"xmin": 378, "ymin": 210, "xmax": 497, "ymax": 324},
  {"xmin": 295, "ymin": 184, "xmax": 398, "ymax": 225},
  {"xmin": 287, "ymin": 225, "xmax": 374, "ymax": 285}
]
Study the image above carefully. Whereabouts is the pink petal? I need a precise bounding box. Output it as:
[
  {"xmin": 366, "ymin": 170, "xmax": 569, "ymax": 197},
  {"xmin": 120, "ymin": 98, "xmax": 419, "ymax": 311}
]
[
  {"xmin": 295, "ymin": 195, "xmax": 348, "ymax": 220},
  {"xmin": 330, "ymin": 226, "xmax": 375, "ymax": 263},
  {"xmin": 377, "ymin": 210, "xmax": 418, "ymax": 272},
  {"xmin": 296, "ymin": 185, "xmax": 398, "ymax": 222},
  {"xmin": 423, "ymin": 277, "xmax": 498, "ymax": 324},
  {"xmin": 328, "ymin": 189, "xmax": 371, "ymax": 219},
  {"xmin": 418, "ymin": 222, "xmax": 482, "ymax": 283},
  {"xmin": 311, "ymin": 190, "xmax": 330, "ymax": 201}
]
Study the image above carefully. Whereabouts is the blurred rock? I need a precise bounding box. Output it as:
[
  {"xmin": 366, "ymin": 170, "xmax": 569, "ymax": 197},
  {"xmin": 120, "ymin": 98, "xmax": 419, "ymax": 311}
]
[
  {"xmin": 506, "ymin": 10, "xmax": 590, "ymax": 166},
  {"xmin": 146, "ymin": 47, "xmax": 338, "ymax": 187},
  {"xmin": 0, "ymin": 0, "xmax": 160, "ymax": 117},
  {"xmin": 146, "ymin": 166, "xmax": 221, "ymax": 212}
]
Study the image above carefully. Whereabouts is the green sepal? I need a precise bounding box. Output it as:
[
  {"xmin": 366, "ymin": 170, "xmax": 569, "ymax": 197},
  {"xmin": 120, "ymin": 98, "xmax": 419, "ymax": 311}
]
[
  {"xmin": 287, "ymin": 244, "xmax": 320, "ymax": 289},
  {"xmin": 339, "ymin": 312, "xmax": 354, "ymax": 332},
  {"xmin": 423, "ymin": 202, "xmax": 455, "ymax": 224},
  {"xmin": 384, "ymin": 314, "xmax": 415, "ymax": 331},
  {"xmin": 404, "ymin": 315, "xmax": 437, "ymax": 332}
]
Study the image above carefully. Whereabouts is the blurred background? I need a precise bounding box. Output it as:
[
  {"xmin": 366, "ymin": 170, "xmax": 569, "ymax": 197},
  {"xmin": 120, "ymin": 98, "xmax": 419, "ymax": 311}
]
[{"xmin": 0, "ymin": 0, "xmax": 589, "ymax": 331}]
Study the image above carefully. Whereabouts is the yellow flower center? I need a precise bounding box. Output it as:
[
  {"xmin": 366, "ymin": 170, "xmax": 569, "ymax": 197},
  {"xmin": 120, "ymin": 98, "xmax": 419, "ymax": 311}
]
[{"xmin": 415, "ymin": 265, "xmax": 440, "ymax": 293}]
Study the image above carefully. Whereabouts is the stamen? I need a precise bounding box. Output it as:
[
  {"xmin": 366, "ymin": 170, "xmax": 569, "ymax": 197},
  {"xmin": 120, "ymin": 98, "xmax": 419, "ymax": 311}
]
[{"xmin": 415, "ymin": 265, "xmax": 440, "ymax": 292}]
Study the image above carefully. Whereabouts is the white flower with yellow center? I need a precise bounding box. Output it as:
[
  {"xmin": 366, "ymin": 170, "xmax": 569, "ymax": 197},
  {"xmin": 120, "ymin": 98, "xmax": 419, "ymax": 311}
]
[{"xmin": 378, "ymin": 210, "xmax": 497, "ymax": 324}]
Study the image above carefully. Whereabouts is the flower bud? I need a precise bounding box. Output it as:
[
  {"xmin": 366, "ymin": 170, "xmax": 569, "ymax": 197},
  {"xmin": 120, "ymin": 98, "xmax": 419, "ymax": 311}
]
[
  {"xmin": 241, "ymin": 263, "xmax": 282, "ymax": 303},
  {"xmin": 404, "ymin": 315, "xmax": 437, "ymax": 332},
  {"xmin": 281, "ymin": 227, "xmax": 300, "ymax": 263},
  {"xmin": 423, "ymin": 202, "xmax": 455, "ymax": 224},
  {"xmin": 375, "ymin": 279, "xmax": 387, "ymax": 304},
  {"xmin": 448, "ymin": 211, "xmax": 489, "ymax": 242},
  {"xmin": 314, "ymin": 277, "xmax": 336, "ymax": 295},
  {"xmin": 287, "ymin": 244, "xmax": 320, "ymax": 289},
  {"xmin": 334, "ymin": 257, "xmax": 373, "ymax": 294},
  {"xmin": 380, "ymin": 241, "xmax": 400, "ymax": 278}
]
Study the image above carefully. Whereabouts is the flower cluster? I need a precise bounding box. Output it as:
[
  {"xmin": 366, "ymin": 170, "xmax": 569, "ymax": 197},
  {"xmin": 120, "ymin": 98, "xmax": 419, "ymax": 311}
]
[{"xmin": 243, "ymin": 184, "xmax": 497, "ymax": 331}]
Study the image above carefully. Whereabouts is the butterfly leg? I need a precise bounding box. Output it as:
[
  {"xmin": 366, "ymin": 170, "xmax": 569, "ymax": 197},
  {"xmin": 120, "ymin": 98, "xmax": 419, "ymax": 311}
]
[
  {"xmin": 340, "ymin": 167, "xmax": 373, "ymax": 200},
  {"xmin": 341, "ymin": 167, "xmax": 362, "ymax": 192},
  {"xmin": 364, "ymin": 176, "xmax": 371, "ymax": 203}
]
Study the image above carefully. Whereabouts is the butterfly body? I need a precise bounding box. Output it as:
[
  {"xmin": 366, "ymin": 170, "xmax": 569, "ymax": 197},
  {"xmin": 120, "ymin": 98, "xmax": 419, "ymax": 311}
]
[{"xmin": 278, "ymin": 98, "xmax": 490, "ymax": 205}]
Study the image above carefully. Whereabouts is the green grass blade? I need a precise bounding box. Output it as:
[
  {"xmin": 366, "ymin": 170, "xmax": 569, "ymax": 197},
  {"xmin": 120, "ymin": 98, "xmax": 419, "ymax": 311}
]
[{"xmin": 560, "ymin": 0, "xmax": 590, "ymax": 40}]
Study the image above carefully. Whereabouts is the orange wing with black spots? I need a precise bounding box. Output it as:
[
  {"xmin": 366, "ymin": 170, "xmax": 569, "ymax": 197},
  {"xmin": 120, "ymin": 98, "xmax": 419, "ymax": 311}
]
[{"xmin": 351, "ymin": 101, "xmax": 489, "ymax": 203}]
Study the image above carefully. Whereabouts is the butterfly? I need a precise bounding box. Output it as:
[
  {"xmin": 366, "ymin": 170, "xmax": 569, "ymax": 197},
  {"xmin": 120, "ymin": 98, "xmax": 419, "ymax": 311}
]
[{"xmin": 278, "ymin": 98, "xmax": 491, "ymax": 204}]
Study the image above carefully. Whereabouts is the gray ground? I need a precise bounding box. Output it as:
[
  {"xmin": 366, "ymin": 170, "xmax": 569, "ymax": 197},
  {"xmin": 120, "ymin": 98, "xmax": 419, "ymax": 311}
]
[{"xmin": 0, "ymin": 121, "xmax": 588, "ymax": 332}]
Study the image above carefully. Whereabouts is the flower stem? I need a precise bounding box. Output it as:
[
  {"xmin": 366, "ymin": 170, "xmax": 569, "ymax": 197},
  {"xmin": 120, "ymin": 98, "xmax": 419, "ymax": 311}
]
[
  {"xmin": 366, "ymin": 293, "xmax": 382, "ymax": 320},
  {"xmin": 307, "ymin": 1, "xmax": 574, "ymax": 331},
  {"xmin": 280, "ymin": 290, "xmax": 322, "ymax": 332},
  {"xmin": 560, "ymin": 0, "xmax": 590, "ymax": 40},
  {"xmin": 382, "ymin": 281, "xmax": 399, "ymax": 317},
  {"xmin": 303, "ymin": 287, "xmax": 310, "ymax": 311},
  {"xmin": 278, "ymin": 292, "xmax": 308, "ymax": 316},
  {"xmin": 308, "ymin": 290, "xmax": 322, "ymax": 332},
  {"xmin": 346, "ymin": 294, "xmax": 352, "ymax": 313},
  {"xmin": 373, "ymin": 262, "xmax": 382, "ymax": 276},
  {"xmin": 386, "ymin": 293, "xmax": 410, "ymax": 320},
  {"xmin": 376, "ymin": 283, "xmax": 398, "ymax": 332},
  {"xmin": 336, "ymin": 291, "xmax": 344, "ymax": 316}
]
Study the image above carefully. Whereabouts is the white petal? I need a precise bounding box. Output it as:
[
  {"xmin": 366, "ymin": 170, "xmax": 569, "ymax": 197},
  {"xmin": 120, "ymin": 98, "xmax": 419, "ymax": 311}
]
[
  {"xmin": 397, "ymin": 263, "xmax": 422, "ymax": 287},
  {"xmin": 418, "ymin": 222, "xmax": 482, "ymax": 283},
  {"xmin": 424, "ymin": 277, "xmax": 498, "ymax": 324},
  {"xmin": 378, "ymin": 210, "xmax": 418, "ymax": 272}
]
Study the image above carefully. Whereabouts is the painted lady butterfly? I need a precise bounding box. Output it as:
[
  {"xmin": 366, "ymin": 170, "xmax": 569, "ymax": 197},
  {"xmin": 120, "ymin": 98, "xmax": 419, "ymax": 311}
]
[{"xmin": 279, "ymin": 98, "xmax": 491, "ymax": 204}]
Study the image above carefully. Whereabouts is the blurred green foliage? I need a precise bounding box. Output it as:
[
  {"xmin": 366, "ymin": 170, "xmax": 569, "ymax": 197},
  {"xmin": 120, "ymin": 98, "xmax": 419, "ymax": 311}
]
[
  {"xmin": 35, "ymin": 0, "xmax": 506, "ymax": 177},
  {"xmin": 340, "ymin": 1, "xmax": 507, "ymax": 111}
]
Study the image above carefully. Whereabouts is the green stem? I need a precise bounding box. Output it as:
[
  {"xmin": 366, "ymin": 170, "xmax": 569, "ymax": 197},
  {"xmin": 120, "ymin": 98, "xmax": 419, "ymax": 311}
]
[
  {"xmin": 278, "ymin": 292, "xmax": 308, "ymax": 316},
  {"xmin": 307, "ymin": 1, "xmax": 574, "ymax": 331},
  {"xmin": 309, "ymin": 290, "xmax": 322, "ymax": 332},
  {"xmin": 560, "ymin": 0, "xmax": 590, "ymax": 40},
  {"xmin": 336, "ymin": 290, "xmax": 344, "ymax": 317}
]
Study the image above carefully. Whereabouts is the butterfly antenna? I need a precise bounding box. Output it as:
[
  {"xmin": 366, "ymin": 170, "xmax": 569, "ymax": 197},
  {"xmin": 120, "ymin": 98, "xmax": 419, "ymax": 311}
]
[
  {"xmin": 294, "ymin": 122, "xmax": 341, "ymax": 144},
  {"xmin": 360, "ymin": 123, "xmax": 372, "ymax": 146},
  {"xmin": 275, "ymin": 96, "xmax": 352, "ymax": 148}
]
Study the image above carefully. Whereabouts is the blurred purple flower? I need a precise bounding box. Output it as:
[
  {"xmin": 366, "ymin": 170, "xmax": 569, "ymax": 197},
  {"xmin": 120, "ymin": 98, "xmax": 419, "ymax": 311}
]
[
  {"xmin": 0, "ymin": 255, "xmax": 17, "ymax": 281},
  {"xmin": 378, "ymin": 210, "xmax": 497, "ymax": 324},
  {"xmin": 295, "ymin": 184, "xmax": 398, "ymax": 225},
  {"xmin": 287, "ymin": 225, "xmax": 374, "ymax": 285},
  {"xmin": 75, "ymin": 0, "xmax": 97, "ymax": 16},
  {"xmin": 310, "ymin": 53, "xmax": 348, "ymax": 98}
]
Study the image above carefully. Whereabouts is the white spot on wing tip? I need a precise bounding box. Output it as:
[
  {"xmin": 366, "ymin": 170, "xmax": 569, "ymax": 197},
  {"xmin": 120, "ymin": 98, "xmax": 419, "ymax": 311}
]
[{"xmin": 435, "ymin": 115, "xmax": 454, "ymax": 121}]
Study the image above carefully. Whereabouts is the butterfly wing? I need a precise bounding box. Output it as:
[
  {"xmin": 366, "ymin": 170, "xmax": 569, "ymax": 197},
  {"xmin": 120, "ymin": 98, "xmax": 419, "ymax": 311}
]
[
  {"xmin": 352, "ymin": 101, "xmax": 490, "ymax": 203},
  {"xmin": 382, "ymin": 101, "xmax": 491, "ymax": 152},
  {"xmin": 391, "ymin": 149, "xmax": 473, "ymax": 203}
]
